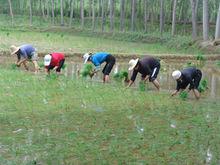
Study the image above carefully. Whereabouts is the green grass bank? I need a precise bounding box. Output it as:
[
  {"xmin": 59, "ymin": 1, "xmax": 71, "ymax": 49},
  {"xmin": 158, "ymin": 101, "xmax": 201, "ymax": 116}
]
[
  {"xmin": 0, "ymin": 26, "xmax": 209, "ymax": 57},
  {"xmin": 0, "ymin": 68, "xmax": 220, "ymax": 164}
]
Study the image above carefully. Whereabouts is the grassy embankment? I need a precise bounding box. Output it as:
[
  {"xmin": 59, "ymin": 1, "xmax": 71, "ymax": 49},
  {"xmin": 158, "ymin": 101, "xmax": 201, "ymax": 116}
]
[
  {"xmin": 0, "ymin": 13, "xmax": 208, "ymax": 57},
  {"xmin": 0, "ymin": 66, "xmax": 220, "ymax": 164}
]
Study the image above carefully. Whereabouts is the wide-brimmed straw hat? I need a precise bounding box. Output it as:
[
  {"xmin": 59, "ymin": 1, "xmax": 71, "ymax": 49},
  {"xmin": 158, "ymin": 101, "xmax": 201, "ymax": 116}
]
[
  {"xmin": 10, "ymin": 45, "xmax": 20, "ymax": 55},
  {"xmin": 83, "ymin": 53, "xmax": 91, "ymax": 64},
  {"xmin": 128, "ymin": 58, "xmax": 139, "ymax": 71},
  {"xmin": 172, "ymin": 70, "xmax": 181, "ymax": 80},
  {"xmin": 44, "ymin": 54, "xmax": 52, "ymax": 66}
]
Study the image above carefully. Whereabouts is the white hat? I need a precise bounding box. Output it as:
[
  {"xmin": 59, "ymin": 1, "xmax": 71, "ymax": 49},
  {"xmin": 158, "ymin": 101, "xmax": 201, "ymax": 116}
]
[
  {"xmin": 128, "ymin": 58, "xmax": 139, "ymax": 71},
  {"xmin": 44, "ymin": 54, "xmax": 52, "ymax": 66},
  {"xmin": 10, "ymin": 45, "xmax": 20, "ymax": 55},
  {"xmin": 172, "ymin": 70, "xmax": 181, "ymax": 80},
  {"xmin": 83, "ymin": 53, "xmax": 91, "ymax": 64}
]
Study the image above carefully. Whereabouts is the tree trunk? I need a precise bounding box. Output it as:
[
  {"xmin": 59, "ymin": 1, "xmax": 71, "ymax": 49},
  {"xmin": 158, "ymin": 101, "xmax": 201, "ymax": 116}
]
[
  {"xmin": 144, "ymin": 0, "xmax": 148, "ymax": 32},
  {"xmin": 89, "ymin": 0, "xmax": 92, "ymax": 18},
  {"xmin": 69, "ymin": 0, "xmax": 74, "ymax": 27},
  {"xmin": 131, "ymin": 0, "xmax": 136, "ymax": 31},
  {"xmin": 80, "ymin": 0, "xmax": 84, "ymax": 28},
  {"xmin": 60, "ymin": 0, "xmax": 64, "ymax": 26},
  {"xmin": 170, "ymin": 0, "xmax": 174, "ymax": 22},
  {"xmin": 8, "ymin": 0, "xmax": 14, "ymax": 25},
  {"xmin": 160, "ymin": 0, "xmax": 165, "ymax": 35},
  {"xmin": 29, "ymin": 0, "xmax": 33, "ymax": 26},
  {"xmin": 110, "ymin": 0, "xmax": 114, "ymax": 32},
  {"xmin": 215, "ymin": 3, "xmax": 220, "ymax": 39},
  {"xmin": 101, "ymin": 0, "xmax": 105, "ymax": 32},
  {"xmin": 190, "ymin": 0, "xmax": 197, "ymax": 40},
  {"xmin": 120, "ymin": 0, "xmax": 125, "ymax": 32},
  {"xmin": 92, "ymin": 0, "xmax": 95, "ymax": 31},
  {"xmin": 46, "ymin": 0, "xmax": 49, "ymax": 18},
  {"xmin": 203, "ymin": 0, "xmax": 209, "ymax": 40},
  {"xmin": 40, "ymin": 0, "xmax": 45, "ymax": 19},
  {"xmin": 98, "ymin": 0, "xmax": 102, "ymax": 17},
  {"xmin": 41, "ymin": 2, "xmax": 45, "ymax": 19},
  {"xmin": 51, "ymin": 0, "xmax": 55, "ymax": 25},
  {"xmin": 171, "ymin": 0, "xmax": 177, "ymax": 36}
]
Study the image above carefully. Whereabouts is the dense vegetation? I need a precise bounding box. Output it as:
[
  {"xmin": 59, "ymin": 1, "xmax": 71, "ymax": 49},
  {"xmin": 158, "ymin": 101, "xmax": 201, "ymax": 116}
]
[{"xmin": 1, "ymin": 0, "xmax": 220, "ymax": 40}]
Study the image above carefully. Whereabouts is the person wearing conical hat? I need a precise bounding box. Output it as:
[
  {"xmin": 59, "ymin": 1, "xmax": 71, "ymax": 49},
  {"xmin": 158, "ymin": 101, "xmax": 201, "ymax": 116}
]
[
  {"xmin": 171, "ymin": 67, "xmax": 202, "ymax": 99},
  {"xmin": 44, "ymin": 52, "xmax": 65, "ymax": 75},
  {"xmin": 83, "ymin": 52, "xmax": 116, "ymax": 83},
  {"xmin": 10, "ymin": 44, "xmax": 39, "ymax": 73},
  {"xmin": 127, "ymin": 56, "xmax": 160, "ymax": 90}
]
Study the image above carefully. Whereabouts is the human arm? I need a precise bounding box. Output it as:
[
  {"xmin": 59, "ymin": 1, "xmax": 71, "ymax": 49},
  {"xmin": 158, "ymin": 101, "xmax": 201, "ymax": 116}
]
[
  {"xmin": 126, "ymin": 70, "xmax": 138, "ymax": 88},
  {"xmin": 16, "ymin": 58, "xmax": 28, "ymax": 67},
  {"xmin": 171, "ymin": 90, "xmax": 179, "ymax": 96}
]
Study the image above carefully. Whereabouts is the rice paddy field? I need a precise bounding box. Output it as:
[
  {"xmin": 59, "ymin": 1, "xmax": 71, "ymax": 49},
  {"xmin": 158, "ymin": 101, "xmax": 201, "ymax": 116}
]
[
  {"xmin": 0, "ymin": 66, "xmax": 220, "ymax": 164},
  {"xmin": 0, "ymin": 27, "xmax": 220, "ymax": 164}
]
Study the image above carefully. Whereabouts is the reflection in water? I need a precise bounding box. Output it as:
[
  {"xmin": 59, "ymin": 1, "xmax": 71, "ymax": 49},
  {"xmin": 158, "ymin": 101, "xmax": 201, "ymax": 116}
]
[{"xmin": 64, "ymin": 61, "xmax": 220, "ymax": 99}]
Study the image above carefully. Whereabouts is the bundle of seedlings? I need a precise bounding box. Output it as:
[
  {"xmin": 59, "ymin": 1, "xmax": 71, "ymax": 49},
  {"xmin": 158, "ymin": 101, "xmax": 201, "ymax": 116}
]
[
  {"xmin": 80, "ymin": 64, "xmax": 94, "ymax": 78},
  {"xmin": 198, "ymin": 79, "xmax": 208, "ymax": 93},
  {"xmin": 196, "ymin": 54, "xmax": 206, "ymax": 67},
  {"xmin": 113, "ymin": 71, "xmax": 129, "ymax": 83},
  {"xmin": 179, "ymin": 91, "xmax": 188, "ymax": 100},
  {"xmin": 11, "ymin": 64, "xmax": 17, "ymax": 70},
  {"xmin": 139, "ymin": 81, "xmax": 146, "ymax": 92}
]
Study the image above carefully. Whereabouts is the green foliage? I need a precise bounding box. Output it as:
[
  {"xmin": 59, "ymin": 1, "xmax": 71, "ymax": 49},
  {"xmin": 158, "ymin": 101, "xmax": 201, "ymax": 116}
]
[
  {"xmin": 196, "ymin": 53, "xmax": 206, "ymax": 67},
  {"xmin": 196, "ymin": 53, "xmax": 206, "ymax": 61},
  {"xmin": 113, "ymin": 71, "xmax": 128, "ymax": 82},
  {"xmin": 216, "ymin": 60, "xmax": 220, "ymax": 68},
  {"xmin": 185, "ymin": 61, "xmax": 196, "ymax": 68},
  {"xmin": 10, "ymin": 64, "xmax": 17, "ymax": 70},
  {"xmin": 198, "ymin": 79, "xmax": 208, "ymax": 93},
  {"xmin": 80, "ymin": 64, "xmax": 93, "ymax": 77},
  {"xmin": 47, "ymin": 73, "xmax": 58, "ymax": 80},
  {"xmin": 179, "ymin": 91, "xmax": 188, "ymax": 100},
  {"xmin": 139, "ymin": 81, "xmax": 146, "ymax": 92},
  {"xmin": 38, "ymin": 62, "xmax": 44, "ymax": 68}
]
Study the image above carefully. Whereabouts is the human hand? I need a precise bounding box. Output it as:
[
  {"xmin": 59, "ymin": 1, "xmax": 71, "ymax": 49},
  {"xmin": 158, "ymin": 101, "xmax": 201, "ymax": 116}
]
[{"xmin": 16, "ymin": 62, "xmax": 21, "ymax": 67}]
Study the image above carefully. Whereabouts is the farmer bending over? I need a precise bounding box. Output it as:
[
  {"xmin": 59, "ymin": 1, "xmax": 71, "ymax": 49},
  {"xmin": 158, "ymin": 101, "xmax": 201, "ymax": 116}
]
[
  {"xmin": 127, "ymin": 56, "xmax": 160, "ymax": 90},
  {"xmin": 10, "ymin": 44, "xmax": 39, "ymax": 73},
  {"xmin": 44, "ymin": 52, "xmax": 65, "ymax": 75},
  {"xmin": 83, "ymin": 52, "xmax": 116, "ymax": 83},
  {"xmin": 171, "ymin": 67, "xmax": 202, "ymax": 99}
]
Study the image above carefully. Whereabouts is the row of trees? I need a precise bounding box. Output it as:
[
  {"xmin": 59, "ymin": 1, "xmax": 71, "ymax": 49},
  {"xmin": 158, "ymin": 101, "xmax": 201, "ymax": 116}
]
[{"xmin": 3, "ymin": 0, "xmax": 220, "ymax": 41}]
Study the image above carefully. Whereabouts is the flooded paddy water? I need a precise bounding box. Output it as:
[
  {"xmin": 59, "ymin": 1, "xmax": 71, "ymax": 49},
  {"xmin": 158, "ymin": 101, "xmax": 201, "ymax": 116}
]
[
  {"xmin": 65, "ymin": 56, "xmax": 220, "ymax": 99},
  {"xmin": 1, "ymin": 55, "xmax": 220, "ymax": 99}
]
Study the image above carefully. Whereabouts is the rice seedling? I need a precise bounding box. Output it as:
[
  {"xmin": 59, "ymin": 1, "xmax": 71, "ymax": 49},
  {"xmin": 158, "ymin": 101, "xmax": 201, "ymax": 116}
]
[
  {"xmin": 198, "ymin": 79, "xmax": 208, "ymax": 93},
  {"xmin": 179, "ymin": 91, "xmax": 188, "ymax": 100},
  {"xmin": 80, "ymin": 64, "xmax": 93, "ymax": 77},
  {"xmin": 113, "ymin": 70, "xmax": 129, "ymax": 82}
]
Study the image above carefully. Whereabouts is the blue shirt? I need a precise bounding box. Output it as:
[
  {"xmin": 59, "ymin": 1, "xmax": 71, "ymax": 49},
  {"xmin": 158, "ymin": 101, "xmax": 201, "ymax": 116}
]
[
  {"xmin": 19, "ymin": 44, "xmax": 36, "ymax": 58},
  {"xmin": 90, "ymin": 52, "xmax": 109, "ymax": 70}
]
